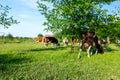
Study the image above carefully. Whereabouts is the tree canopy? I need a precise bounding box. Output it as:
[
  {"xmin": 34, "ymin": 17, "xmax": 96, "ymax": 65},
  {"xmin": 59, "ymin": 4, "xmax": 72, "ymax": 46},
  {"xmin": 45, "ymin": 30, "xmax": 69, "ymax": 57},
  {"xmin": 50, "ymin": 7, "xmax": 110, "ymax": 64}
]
[
  {"xmin": 37, "ymin": 33, "xmax": 44, "ymax": 37},
  {"xmin": 37, "ymin": 0, "xmax": 119, "ymax": 40},
  {"xmin": 0, "ymin": 4, "xmax": 19, "ymax": 28}
]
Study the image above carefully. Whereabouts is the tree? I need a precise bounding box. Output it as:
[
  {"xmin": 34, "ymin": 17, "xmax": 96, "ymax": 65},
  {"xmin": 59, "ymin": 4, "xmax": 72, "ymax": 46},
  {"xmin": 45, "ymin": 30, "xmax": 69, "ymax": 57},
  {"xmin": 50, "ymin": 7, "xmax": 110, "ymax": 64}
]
[
  {"xmin": 97, "ymin": 20, "xmax": 120, "ymax": 41},
  {"xmin": 37, "ymin": 33, "xmax": 43, "ymax": 37},
  {"xmin": 5, "ymin": 33, "xmax": 14, "ymax": 40},
  {"xmin": 97, "ymin": 6, "xmax": 120, "ymax": 41},
  {"xmin": 0, "ymin": 4, "xmax": 19, "ymax": 28},
  {"xmin": 37, "ymin": 0, "xmax": 118, "ymax": 39}
]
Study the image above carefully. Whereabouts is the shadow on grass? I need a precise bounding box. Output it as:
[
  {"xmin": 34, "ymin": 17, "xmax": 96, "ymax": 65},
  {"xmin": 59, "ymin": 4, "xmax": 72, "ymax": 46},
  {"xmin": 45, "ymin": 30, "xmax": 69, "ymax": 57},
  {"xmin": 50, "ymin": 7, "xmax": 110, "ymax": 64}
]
[
  {"xmin": 28, "ymin": 46, "xmax": 69, "ymax": 52},
  {"xmin": 103, "ymin": 46, "xmax": 118, "ymax": 52},
  {"xmin": 0, "ymin": 53, "xmax": 31, "ymax": 71},
  {"xmin": 74, "ymin": 45, "xmax": 118, "ymax": 54}
]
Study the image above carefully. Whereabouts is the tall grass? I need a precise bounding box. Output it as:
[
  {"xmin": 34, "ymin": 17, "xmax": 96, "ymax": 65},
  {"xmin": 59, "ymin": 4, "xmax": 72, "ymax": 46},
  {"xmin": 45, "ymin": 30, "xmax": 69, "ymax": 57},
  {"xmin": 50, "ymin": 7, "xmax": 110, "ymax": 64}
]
[{"xmin": 0, "ymin": 43, "xmax": 120, "ymax": 80}]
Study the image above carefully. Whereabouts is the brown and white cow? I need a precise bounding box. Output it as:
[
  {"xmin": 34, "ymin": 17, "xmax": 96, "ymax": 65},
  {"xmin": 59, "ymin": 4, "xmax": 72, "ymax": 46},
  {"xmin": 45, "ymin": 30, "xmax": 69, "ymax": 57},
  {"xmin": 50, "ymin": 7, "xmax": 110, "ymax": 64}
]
[
  {"xmin": 78, "ymin": 32, "xmax": 104, "ymax": 58},
  {"xmin": 71, "ymin": 38, "xmax": 81, "ymax": 45},
  {"xmin": 35, "ymin": 36, "xmax": 44, "ymax": 43},
  {"xmin": 99, "ymin": 39, "xmax": 107, "ymax": 48},
  {"xmin": 63, "ymin": 37, "xmax": 68, "ymax": 46},
  {"xmin": 71, "ymin": 37, "xmax": 81, "ymax": 52},
  {"xmin": 115, "ymin": 39, "xmax": 120, "ymax": 45}
]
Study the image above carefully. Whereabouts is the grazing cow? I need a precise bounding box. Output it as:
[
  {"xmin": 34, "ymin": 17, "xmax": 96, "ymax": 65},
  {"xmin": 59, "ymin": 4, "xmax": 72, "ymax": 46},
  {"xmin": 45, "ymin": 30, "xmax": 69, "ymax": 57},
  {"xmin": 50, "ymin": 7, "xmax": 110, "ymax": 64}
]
[
  {"xmin": 35, "ymin": 36, "xmax": 43, "ymax": 43},
  {"xmin": 44, "ymin": 37, "xmax": 59, "ymax": 48},
  {"xmin": 99, "ymin": 39, "xmax": 107, "ymax": 47},
  {"xmin": 35, "ymin": 34, "xmax": 59, "ymax": 48},
  {"xmin": 99, "ymin": 37, "xmax": 110, "ymax": 49},
  {"xmin": 78, "ymin": 32, "xmax": 104, "ymax": 58},
  {"xmin": 115, "ymin": 40, "xmax": 120, "ymax": 45},
  {"xmin": 99, "ymin": 39, "xmax": 106, "ymax": 44},
  {"xmin": 106, "ymin": 37, "xmax": 110, "ymax": 45},
  {"xmin": 71, "ymin": 37, "xmax": 81, "ymax": 52},
  {"xmin": 71, "ymin": 38, "xmax": 81, "ymax": 45},
  {"xmin": 63, "ymin": 37, "xmax": 68, "ymax": 46}
]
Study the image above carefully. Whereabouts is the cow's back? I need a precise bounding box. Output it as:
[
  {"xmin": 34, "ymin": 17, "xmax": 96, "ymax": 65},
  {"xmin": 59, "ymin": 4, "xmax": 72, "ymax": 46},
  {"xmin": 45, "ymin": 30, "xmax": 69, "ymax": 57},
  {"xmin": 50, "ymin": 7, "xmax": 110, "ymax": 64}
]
[{"xmin": 46, "ymin": 37, "xmax": 58, "ymax": 44}]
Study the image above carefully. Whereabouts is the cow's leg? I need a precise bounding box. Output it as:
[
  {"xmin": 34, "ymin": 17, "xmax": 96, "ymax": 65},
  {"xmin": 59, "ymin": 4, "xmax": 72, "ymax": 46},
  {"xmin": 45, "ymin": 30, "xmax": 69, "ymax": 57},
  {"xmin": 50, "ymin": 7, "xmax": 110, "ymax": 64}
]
[
  {"xmin": 87, "ymin": 45, "xmax": 91, "ymax": 58},
  {"xmin": 52, "ymin": 43, "xmax": 54, "ymax": 47},
  {"xmin": 71, "ymin": 41, "xmax": 74, "ymax": 53},
  {"xmin": 36, "ymin": 41, "xmax": 39, "ymax": 43},
  {"xmin": 44, "ymin": 42, "xmax": 48, "ymax": 48},
  {"xmin": 78, "ymin": 43, "xmax": 84, "ymax": 59},
  {"xmin": 95, "ymin": 48, "xmax": 98, "ymax": 54},
  {"xmin": 90, "ymin": 47, "xmax": 93, "ymax": 55},
  {"xmin": 53, "ymin": 43, "xmax": 57, "ymax": 48},
  {"xmin": 78, "ymin": 48, "xmax": 82, "ymax": 59}
]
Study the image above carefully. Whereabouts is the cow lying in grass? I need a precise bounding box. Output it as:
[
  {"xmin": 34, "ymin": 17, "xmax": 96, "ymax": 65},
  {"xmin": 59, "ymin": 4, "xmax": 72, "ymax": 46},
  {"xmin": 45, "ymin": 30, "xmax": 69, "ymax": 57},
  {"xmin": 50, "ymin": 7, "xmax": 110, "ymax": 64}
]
[{"xmin": 78, "ymin": 32, "xmax": 104, "ymax": 58}]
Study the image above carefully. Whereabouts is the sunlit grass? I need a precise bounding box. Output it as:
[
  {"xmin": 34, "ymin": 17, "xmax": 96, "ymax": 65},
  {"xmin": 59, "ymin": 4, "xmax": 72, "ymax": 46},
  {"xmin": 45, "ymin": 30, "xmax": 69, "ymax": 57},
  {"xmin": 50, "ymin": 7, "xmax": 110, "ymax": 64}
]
[{"xmin": 0, "ymin": 43, "xmax": 120, "ymax": 80}]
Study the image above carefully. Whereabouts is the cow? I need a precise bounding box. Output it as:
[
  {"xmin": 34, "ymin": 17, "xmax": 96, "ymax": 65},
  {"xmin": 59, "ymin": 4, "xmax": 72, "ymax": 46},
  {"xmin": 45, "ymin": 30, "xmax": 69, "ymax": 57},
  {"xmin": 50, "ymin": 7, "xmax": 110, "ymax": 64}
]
[
  {"xmin": 71, "ymin": 37, "xmax": 81, "ymax": 52},
  {"xmin": 63, "ymin": 37, "xmax": 68, "ymax": 46},
  {"xmin": 44, "ymin": 37, "xmax": 59, "ymax": 48},
  {"xmin": 99, "ymin": 39, "xmax": 107, "ymax": 47},
  {"xmin": 78, "ymin": 32, "xmax": 104, "ymax": 58},
  {"xmin": 35, "ymin": 34, "xmax": 59, "ymax": 48},
  {"xmin": 71, "ymin": 38, "xmax": 81, "ymax": 45},
  {"xmin": 115, "ymin": 40, "xmax": 120, "ymax": 45},
  {"xmin": 35, "ymin": 36, "xmax": 43, "ymax": 43}
]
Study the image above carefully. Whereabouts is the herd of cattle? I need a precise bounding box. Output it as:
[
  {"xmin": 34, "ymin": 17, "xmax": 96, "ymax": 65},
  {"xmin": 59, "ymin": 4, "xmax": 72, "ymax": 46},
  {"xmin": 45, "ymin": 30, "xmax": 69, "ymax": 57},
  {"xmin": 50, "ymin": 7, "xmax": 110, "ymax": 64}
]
[
  {"xmin": 35, "ymin": 34, "xmax": 59, "ymax": 47},
  {"xmin": 35, "ymin": 32, "xmax": 120, "ymax": 58}
]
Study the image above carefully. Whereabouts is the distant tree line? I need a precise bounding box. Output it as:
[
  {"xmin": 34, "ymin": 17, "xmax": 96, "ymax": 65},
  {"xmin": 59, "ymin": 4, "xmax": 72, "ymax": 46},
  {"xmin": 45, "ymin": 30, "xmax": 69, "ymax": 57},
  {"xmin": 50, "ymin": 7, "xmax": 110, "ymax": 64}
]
[{"xmin": 0, "ymin": 33, "xmax": 34, "ymax": 43}]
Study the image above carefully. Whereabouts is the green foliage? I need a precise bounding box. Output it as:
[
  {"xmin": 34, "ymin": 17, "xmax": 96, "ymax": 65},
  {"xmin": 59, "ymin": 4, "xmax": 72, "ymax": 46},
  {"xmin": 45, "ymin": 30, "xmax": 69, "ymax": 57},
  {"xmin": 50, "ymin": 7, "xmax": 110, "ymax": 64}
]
[
  {"xmin": 37, "ymin": 0, "xmax": 118, "ymax": 39},
  {"xmin": 97, "ymin": 20, "xmax": 120, "ymax": 41},
  {"xmin": 0, "ymin": 4, "xmax": 19, "ymax": 28},
  {"xmin": 0, "ymin": 43, "xmax": 120, "ymax": 79}
]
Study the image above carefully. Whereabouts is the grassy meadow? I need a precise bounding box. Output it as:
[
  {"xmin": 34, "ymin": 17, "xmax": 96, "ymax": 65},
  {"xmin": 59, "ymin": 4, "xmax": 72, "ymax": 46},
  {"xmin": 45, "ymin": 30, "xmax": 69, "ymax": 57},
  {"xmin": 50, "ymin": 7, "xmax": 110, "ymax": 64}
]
[{"xmin": 0, "ymin": 41, "xmax": 120, "ymax": 80}]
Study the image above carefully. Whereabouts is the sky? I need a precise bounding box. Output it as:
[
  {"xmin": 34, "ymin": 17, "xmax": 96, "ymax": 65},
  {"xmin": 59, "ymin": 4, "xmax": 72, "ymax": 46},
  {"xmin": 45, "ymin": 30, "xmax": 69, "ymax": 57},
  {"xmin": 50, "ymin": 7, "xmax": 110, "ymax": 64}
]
[{"xmin": 0, "ymin": 0, "xmax": 120, "ymax": 37}]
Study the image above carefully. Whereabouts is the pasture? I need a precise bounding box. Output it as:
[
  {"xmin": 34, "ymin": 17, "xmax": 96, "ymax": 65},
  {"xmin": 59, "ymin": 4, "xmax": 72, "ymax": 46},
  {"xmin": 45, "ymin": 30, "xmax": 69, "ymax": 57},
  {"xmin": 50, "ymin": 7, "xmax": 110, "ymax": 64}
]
[{"xmin": 0, "ymin": 42, "xmax": 120, "ymax": 80}]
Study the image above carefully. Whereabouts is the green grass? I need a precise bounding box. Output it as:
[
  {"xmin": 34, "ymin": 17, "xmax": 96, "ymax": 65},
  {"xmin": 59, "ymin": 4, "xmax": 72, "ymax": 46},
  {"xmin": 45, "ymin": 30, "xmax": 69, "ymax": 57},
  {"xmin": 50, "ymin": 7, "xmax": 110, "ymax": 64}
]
[{"xmin": 0, "ymin": 43, "xmax": 120, "ymax": 80}]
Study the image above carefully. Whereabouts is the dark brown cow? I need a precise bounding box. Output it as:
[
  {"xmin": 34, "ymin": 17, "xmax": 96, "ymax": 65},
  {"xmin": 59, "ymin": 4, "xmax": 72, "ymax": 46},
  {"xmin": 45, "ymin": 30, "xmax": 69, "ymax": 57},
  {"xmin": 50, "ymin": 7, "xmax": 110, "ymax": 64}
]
[
  {"xmin": 43, "ymin": 34, "xmax": 60, "ymax": 48},
  {"xmin": 44, "ymin": 37, "xmax": 59, "ymax": 47},
  {"xmin": 78, "ymin": 32, "xmax": 103, "ymax": 58}
]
